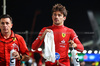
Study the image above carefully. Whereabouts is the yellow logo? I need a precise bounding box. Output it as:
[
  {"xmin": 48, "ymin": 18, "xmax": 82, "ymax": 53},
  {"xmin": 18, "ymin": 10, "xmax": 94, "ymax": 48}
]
[
  {"xmin": 12, "ymin": 38, "xmax": 16, "ymax": 41},
  {"xmin": 29, "ymin": 52, "xmax": 32, "ymax": 56},
  {"xmin": 62, "ymin": 33, "xmax": 66, "ymax": 38}
]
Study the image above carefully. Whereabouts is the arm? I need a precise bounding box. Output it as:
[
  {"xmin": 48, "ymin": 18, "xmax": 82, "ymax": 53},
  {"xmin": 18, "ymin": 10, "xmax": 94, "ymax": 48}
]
[
  {"xmin": 74, "ymin": 37, "xmax": 84, "ymax": 52},
  {"xmin": 32, "ymin": 27, "xmax": 46, "ymax": 50},
  {"xmin": 32, "ymin": 27, "xmax": 51, "ymax": 50},
  {"xmin": 69, "ymin": 29, "xmax": 84, "ymax": 52},
  {"xmin": 13, "ymin": 35, "xmax": 30, "ymax": 61},
  {"xmin": 12, "ymin": 52, "xmax": 30, "ymax": 61}
]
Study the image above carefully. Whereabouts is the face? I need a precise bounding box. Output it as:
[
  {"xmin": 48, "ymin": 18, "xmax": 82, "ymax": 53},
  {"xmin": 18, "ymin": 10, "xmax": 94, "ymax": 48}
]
[
  {"xmin": 52, "ymin": 11, "xmax": 66, "ymax": 26},
  {"xmin": 0, "ymin": 18, "xmax": 13, "ymax": 34}
]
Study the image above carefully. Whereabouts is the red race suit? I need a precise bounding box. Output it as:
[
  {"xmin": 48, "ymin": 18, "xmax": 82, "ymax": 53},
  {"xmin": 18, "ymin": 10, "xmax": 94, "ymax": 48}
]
[
  {"xmin": 0, "ymin": 31, "xmax": 29, "ymax": 66},
  {"xmin": 32, "ymin": 25, "xmax": 84, "ymax": 66}
]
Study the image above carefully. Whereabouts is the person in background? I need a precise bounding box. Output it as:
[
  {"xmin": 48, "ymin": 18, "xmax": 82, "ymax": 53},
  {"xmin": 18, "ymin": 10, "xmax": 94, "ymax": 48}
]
[
  {"xmin": 0, "ymin": 14, "xmax": 30, "ymax": 66},
  {"xmin": 21, "ymin": 61, "xmax": 26, "ymax": 66},
  {"xmin": 32, "ymin": 3, "xmax": 84, "ymax": 66},
  {"xmin": 80, "ymin": 61, "xmax": 85, "ymax": 66}
]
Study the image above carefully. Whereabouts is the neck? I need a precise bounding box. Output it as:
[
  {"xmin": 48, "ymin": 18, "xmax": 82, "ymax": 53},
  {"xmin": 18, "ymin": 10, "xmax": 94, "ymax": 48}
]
[
  {"xmin": 52, "ymin": 24, "xmax": 64, "ymax": 29},
  {"xmin": 53, "ymin": 21, "xmax": 64, "ymax": 26},
  {"xmin": 53, "ymin": 23, "xmax": 63, "ymax": 26},
  {"xmin": 53, "ymin": 23, "xmax": 64, "ymax": 26},
  {"xmin": 2, "ymin": 31, "xmax": 11, "ymax": 39},
  {"xmin": 53, "ymin": 24, "xmax": 63, "ymax": 26}
]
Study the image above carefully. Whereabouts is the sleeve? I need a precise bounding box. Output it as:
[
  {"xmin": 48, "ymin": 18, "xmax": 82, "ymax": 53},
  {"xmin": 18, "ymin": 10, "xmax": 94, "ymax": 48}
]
[
  {"xmin": 18, "ymin": 36, "xmax": 29, "ymax": 55},
  {"xmin": 70, "ymin": 29, "xmax": 84, "ymax": 52},
  {"xmin": 32, "ymin": 27, "xmax": 46, "ymax": 50}
]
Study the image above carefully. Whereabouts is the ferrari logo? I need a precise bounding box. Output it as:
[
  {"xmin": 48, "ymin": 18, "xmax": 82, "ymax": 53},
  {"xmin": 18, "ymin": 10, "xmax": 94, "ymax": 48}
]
[{"xmin": 62, "ymin": 33, "xmax": 66, "ymax": 38}]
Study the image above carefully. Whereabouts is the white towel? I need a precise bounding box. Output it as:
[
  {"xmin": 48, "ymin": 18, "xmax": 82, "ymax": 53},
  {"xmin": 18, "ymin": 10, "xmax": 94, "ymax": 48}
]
[
  {"xmin": 71, "ymin": 49, "xmax": 80, "ymax": 66},
  {"xmin": 43, "ymin": 30, "xmax": 55, "ymax": 63}
]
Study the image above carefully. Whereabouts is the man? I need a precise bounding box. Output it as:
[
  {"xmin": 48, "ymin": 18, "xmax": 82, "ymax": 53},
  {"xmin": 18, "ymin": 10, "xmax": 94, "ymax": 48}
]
[
  {"xmin": 32, "ymin": 4, "xmax": 84, "ymax": 66},
  {"xmin": 0, "ymin": 14, "xmax": 30, "ymax": 66}
]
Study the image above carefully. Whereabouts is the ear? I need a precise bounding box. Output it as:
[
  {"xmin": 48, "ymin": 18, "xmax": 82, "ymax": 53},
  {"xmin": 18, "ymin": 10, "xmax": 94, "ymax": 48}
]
[
  {"xmin": 64, "ymin": 17, "xmax": 66, "ymax": 21},
  {"xmin": 11, "ymin": 24, "xmax": 13, "ymax": 28}
]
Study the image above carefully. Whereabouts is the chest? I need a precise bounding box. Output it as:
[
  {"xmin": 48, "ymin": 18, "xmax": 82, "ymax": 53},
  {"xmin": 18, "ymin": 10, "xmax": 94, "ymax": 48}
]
[
  {"xmin": 0, "ymin": 38, "xmax": 19, "ymax": 53},
  {"xmin": 52, "ymin": 28, "xmax": 71, "ymax": 45},
  {"xmin": 52, "ymin": 29, "xmax": 70, "ymax": 42}
]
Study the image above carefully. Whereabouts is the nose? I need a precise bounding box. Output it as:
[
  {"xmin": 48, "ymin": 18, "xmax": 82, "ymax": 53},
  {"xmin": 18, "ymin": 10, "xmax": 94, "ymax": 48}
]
[
  {"xmin": 55, "ymin": 15, "xmax": 58, "ymax": 18},
  {"xmin": 3, "ymin": 23, "xmax": 7, "ymax": 26},
  {"xmin": 55, "ymin": 15, "xmax": 59, "ymax": 19}
]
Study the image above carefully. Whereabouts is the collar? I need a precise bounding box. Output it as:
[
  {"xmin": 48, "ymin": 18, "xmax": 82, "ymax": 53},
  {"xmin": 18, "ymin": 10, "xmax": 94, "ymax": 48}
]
[
  {"xmin": 52, "ymin": 24, "xmax": 64, "ymax": 29},
  {"xmin": 0, "ymin": 30, "xmax": 15, "ymax": 39},
  {"xmin": 10, "ymin": 30, "xmax": 15, "ymax": 38}
]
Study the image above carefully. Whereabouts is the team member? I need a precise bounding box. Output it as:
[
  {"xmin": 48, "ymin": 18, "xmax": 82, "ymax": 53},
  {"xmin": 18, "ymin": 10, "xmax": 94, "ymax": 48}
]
[
  {"xmin": 32, "ymin": 4, "xmax": 84, "ymax": 66},
  {"xmin": 0, "ymin": 14, "xmax": 30, "ymax": 66}
]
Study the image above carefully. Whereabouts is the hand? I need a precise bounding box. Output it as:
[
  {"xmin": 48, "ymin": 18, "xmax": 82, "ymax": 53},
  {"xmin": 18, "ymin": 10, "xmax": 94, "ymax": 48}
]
[
  {"xmin": 68, "ymin": 40, "xmax": 77, "ymax": 48},
  {"xmin": 40, "ymin": 29, "xmax": 52, "ymax": 40},
  {"xmin": 12, "ymin": 51, "xmax": 20, "ymax": 60}
]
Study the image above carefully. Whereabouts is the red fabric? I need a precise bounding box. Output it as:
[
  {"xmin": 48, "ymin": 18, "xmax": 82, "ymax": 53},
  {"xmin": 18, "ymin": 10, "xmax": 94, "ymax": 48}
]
[
  {"xmin": 29, "ymin": 51, "xmax": 34, "ymax": 59},
  {"xmin": 32, "ymin": 25, "xmax": 84, "ymax": 66},
  {"xmin": 45, "ymin": 58, "xmax": 70, "ymax": 66},
  {"xmin": 38, "ymin": 56, "xmax": 43, "ymax": 66},
  {"xmin": 0, "ymin": 30, "xmax": 29, "ymax": 66}
]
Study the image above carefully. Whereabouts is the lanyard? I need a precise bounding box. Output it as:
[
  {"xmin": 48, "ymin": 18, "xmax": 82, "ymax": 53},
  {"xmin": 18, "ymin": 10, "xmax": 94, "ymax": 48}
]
[{"xmin": 0, "ymin": 34, "xmax": 16, "ymax": 44}]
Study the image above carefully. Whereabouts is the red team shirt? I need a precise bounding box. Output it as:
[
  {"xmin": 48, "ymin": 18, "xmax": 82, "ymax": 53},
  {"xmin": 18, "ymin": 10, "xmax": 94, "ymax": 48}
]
[
  {"xmin": 0, "ymin": 31, "xmax": 29, "ymax": 66},
  {"xmin": 32, "ymin": 25, "xmax": 84, "ymax": 66}
]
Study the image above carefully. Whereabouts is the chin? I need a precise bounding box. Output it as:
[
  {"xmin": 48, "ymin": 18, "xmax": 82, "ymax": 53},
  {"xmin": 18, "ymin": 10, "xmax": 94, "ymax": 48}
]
[
  {"xmin": 4, "ymin": 31, "xmax": 9, "ymax": 33},
  {"xmin": 54, "ymin": 23, "xmax": 60, "ymax": 25}
]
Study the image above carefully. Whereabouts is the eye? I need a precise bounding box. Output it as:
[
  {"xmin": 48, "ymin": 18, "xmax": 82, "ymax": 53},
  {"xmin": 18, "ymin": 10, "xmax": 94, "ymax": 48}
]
[
  {"xmin": 6, "ymin": 22, "xmax": 9, "ymax": 25},
  {"xmin": 58, "ymin": 14, "xmax": 61, "ymax": 17},
  {"xmin": 1, "ymin": 22, "xmax": 4, "ymax": 25},
  {"xmin": 53, "ymin": 13, "xmax": 57, "ymax": 16}
]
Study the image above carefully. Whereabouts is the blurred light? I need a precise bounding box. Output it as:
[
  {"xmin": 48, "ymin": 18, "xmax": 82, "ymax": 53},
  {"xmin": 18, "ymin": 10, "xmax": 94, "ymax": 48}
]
[
  {"xmin": 38, "ymin": 48, "xmax": 42, "ymax": 51},
  {"xmin": 77, "ymin": 51, "xmax": 81, "ymax": 53},
  {"xmin": 83, "ymin": 50, "xmax": 87, "ymax": 54},
  {"xmin": 99, "ymin": 51, "xmax": 100, "ymax": 54},
  {"xmin": 68, "ymin": 50, "xmax": 70, "ymax": 53},
  {"xmin": 95, "ymin": 62, "xmax": 99, "ymax": 66},
  {"xmin": 31, "ymin": 49, "xmax": 35, "ymax": 52},
  {"xmin": 94, "ymin": 50, "xmax": 98, "ymax": 54},
  {"xmin": 88, "ymin": 50, "xmax": 92, "ymax": 54}
]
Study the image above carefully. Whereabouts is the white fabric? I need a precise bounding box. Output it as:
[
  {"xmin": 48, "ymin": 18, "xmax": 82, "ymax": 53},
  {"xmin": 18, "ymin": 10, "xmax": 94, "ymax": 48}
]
[
  {"xmin": 43, "ymin": 30, "xmax": 55, "ymax": 63},
  {"xmin": 71, "ymin": 49, "xmax": 80, "ymax": 66}
]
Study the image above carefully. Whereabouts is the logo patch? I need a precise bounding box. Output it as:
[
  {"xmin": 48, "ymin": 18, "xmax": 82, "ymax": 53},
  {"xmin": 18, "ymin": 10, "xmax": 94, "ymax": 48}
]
[
  {"xmin": 12, "ymin": 38, "xmax": 16, "ymax": 41},
  {"xmin": 60, "ymin": 39, "xmax": 65, "ymax": 44},
  {"xmin": 55, "ymin": 52, "xmax": 60, "ymax": 60},
  {"xmin": 11, "ymin": 43, "xmax": 19, "ymax": 51},
  {"xmin": 62, "ymin": 33, "xmax": 66, "ymax": 38}
]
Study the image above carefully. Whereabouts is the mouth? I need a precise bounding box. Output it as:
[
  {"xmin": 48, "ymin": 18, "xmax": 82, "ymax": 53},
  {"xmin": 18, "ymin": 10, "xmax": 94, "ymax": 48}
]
[
  {"xmin": 3, "ymin": 28, "xmax": 8, "ymax": 31},
  {"xmin": 54, "ymin": 19, "xmax": 59, "ymax": 22}
]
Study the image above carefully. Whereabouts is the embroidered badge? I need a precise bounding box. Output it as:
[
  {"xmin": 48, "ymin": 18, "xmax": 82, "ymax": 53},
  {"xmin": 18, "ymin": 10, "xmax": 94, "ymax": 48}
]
[
  {"xmin": 55, "ymin": 52, "xmax": 60, "ymax": 60},
  {"xmin": 12, "ymin": 38, "xmax": 16, "ymax": 41},
  {"xmin": 62, "ymin": 33, "xmax": 66, "ymax": 38}
]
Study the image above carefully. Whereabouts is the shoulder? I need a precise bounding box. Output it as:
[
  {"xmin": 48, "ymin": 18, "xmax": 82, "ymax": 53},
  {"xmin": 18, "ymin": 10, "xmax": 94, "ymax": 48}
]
[
  {"xmin": 46, "ymin": 26, "xmax": 52, "ymax": 29},
  {"xmin": 41, "ymin": 25, "xmax": 52, "ymax": 30},
  {"xmin": 15, "ymin": 34, "xmax": 24, "ymax": 39},
  {"xmin": 64, "ymin": 26, "xmax": 74, "ymax": 31},
  {"xmin": 64, "ymin": 26, "xmax": 76, "ymax": 34}
]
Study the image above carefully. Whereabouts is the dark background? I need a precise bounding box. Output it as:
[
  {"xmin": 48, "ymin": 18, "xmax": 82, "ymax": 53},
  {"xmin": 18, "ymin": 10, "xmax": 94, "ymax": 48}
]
[{"xmin": 0, "ymin": 0, "xmax": 100, "ymax": 49}]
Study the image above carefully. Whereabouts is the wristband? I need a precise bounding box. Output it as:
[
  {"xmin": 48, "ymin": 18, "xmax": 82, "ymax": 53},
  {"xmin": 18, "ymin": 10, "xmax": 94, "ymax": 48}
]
[{"xmin": 18, "ymin": 55, "xmax": 22, "ymax": 61}]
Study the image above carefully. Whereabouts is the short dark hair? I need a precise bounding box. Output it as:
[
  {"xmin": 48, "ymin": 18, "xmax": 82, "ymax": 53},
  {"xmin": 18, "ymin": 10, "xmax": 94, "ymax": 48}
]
[
  {"xmin": 0, "ymin": 14, "xmax": 13, "ymax": 23},
  {"xmin": 52, "ymin": 4, "xmax": 68, "ymax": 17}
]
